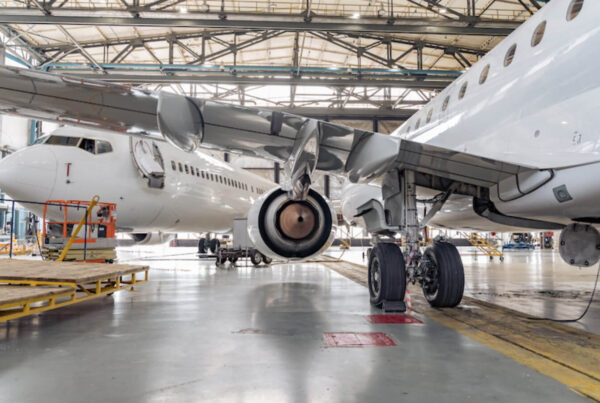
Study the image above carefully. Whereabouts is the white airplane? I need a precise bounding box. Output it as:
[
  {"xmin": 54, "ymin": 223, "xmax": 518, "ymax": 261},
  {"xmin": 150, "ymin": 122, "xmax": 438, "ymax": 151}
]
[
  {"xmin": 0, "ymin": 0, "xmax": 597, "ymax": 312},
  {"xmin": 0, "ymin": 125, "xmax": 277, "ymax": 257}
]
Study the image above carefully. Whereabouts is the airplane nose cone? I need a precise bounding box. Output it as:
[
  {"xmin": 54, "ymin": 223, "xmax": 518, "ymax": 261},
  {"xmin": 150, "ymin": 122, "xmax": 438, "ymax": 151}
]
[{"xmin": 0, "ymin": 146, "xmax": 57, "ymax": 202}]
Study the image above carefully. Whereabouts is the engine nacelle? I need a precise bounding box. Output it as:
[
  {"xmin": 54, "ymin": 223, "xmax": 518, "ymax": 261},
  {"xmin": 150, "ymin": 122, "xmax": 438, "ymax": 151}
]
[
  {"xmin": 129, "ymin": 232, "xmax": 175, "ymax": 246},
  {"xmin": 248, "ymin": 187, "xmax": 335, "ymax": 261}
]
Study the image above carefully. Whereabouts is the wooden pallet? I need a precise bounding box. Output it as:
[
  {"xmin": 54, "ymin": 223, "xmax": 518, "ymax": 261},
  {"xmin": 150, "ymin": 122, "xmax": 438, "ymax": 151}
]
[
  {"xmin": 0, "ymin": 259, "xmax": 147, "ymax": 285},
  {"xmin": 0, "ymin": 260, "xmax": 149, "ymax": 322}
]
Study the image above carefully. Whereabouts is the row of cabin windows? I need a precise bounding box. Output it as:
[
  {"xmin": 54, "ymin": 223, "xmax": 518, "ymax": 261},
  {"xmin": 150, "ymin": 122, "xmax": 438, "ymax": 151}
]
[
  {"xmin": 409, "ymin": 0, "xmax": 585, "ymax": 133},
  {"xmin": 170, "ymin": 160, "xmax": 266, "ymax": 195}
]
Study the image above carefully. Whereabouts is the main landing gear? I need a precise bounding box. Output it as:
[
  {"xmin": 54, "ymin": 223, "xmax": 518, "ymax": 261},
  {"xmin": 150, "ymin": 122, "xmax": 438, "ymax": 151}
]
[
  {"xmin": 363, "ymin": 170, "xmax": 465, "ymax": 311},
  {"xmin": 367, "ymin": 241, "xmax": 464, "ymax": 310}
]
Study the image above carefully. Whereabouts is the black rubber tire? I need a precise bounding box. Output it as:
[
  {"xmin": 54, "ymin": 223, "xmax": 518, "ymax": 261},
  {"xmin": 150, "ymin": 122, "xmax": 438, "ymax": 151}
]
[
  {"xmin": 209, "ymin": 239, "xmax": 220, "ymax": 254},
  {"xmin": 262, "ymin": 255, "xmax": 273, "ymax": 265},
  {"xmin": 228, "ymin": 255, "xmax": 238, "ymax": 264},
  {"xmin": 198, "ymin": 238, "xmax": 207, "ymax": 254},
  {"xmin": 250, "ymin": 250, "xmax": 263, "ymax": 266},
  {"xmin": 368, "ymin": 243, "xmax": 406, "ymax": 308},
  {"xmin": 422, "ymin": 242, "xmax": 465, "ymax": 308}
]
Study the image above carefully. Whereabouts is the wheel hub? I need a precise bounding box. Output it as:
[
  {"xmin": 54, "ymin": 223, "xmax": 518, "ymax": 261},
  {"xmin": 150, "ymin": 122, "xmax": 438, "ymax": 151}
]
[
  {"xmin": 420, "ymin": 256, "xmax": 439, "ymax": 296},
  {"xmin": 370, "ymin": 260, "xmax": 381, "ymax": 295}
]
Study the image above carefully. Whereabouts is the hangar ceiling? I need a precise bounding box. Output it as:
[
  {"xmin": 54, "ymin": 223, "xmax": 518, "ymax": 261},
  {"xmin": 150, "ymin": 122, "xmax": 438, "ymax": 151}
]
[{"xmin": 0, "ymin": 0, "xmax": 540, "ymax": 119}]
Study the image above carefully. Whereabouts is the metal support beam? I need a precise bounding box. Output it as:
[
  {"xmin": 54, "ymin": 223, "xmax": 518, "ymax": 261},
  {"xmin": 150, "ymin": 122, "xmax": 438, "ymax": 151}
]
[
  {"xmin": 0, "ymin": 10, "xmax": 521, "ymax": 36},
  {"xmin": 58, "ymin": 72, "xmax": 456, "ymax": 90}
]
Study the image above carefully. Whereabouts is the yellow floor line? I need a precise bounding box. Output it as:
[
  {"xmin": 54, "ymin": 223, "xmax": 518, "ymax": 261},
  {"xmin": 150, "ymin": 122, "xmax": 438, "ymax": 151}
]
[{"xmin": 323, "ymin": 261, "xmax": 600, "ymax": 401}]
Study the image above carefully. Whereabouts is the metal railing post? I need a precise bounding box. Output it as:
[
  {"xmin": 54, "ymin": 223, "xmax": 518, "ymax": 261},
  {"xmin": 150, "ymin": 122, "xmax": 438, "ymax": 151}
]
[
  {"xmin": 84, "ymin": 211, "xmax": 88, "ymax": 261},
  {"xmin": 9, "ymin": 200, "xmax": 14, "ymax": 258}
]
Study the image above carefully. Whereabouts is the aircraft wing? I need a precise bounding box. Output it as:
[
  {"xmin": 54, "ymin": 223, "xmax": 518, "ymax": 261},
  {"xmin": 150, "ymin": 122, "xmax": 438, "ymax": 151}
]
[{"xmin": 0, "ymin": 66, "xmax": 536, "ymax": 189}]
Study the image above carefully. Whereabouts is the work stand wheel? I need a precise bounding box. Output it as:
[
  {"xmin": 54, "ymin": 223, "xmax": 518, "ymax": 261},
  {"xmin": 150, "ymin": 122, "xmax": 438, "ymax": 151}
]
[
  {"xmin": 215, "ymin": 252, "xmax": 227, "ymax": 267},
  {"xmin": 262, "ymin": 255, "xmax": 273, "ymax": 265},
  {"xmin": 368, "ymin": 243, "xmax": 406, "ymax": 310},
  {"xmin": 421, "ymin": 242, "xmax": 465, "ymax": 308},
  {"xmin": 228, "ymin": 255, "xmax": 238, "ymax": 265},
  {"xmin": 250, "ymin": 250, "xmax": 263, "ymax": 266}
]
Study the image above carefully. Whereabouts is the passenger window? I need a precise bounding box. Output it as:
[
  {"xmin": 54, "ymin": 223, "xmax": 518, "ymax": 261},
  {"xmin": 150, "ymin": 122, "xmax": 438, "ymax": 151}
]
[
  {"xmin": 96, "ymin": 140, "xmax": 112, "ymax": 154},
  {"xmin": 504, "ymin": 44, "xmax": 517, "ymax": 67},
  {"xmin": 458, "ymin": 82, "xmax": 468, "ymax": 100},
  {"xmin": 567, "ymin": 0, "xmax": 584, "ymax": 21},
  {"xmin": 531, "ymin": 21, "xmax": 546, "ymax": 47},
  {"xmin": 78, "ymin": 138, "xmax": 95, "ymax": 154},
  {"xmin": 171, "ymin": 161, "xmax": 176, "ymax": 171},
  {"xmin": 415, "ymin": 119, "xmax": 421, "ymax": 130},
  {"xmin": 426, "ymin": 109, "xmax": 433, "ymax": 124},
  {"xmin": 178, "ymin": 163, "xmax": 183, "ymax": 172},
  {"xmin": 184, "ymin": 165, "xmax": 189, "ymax": 174},
  {"xmin": 479, "ymin": 65, "xmax": 490, "ymax": 85},
  {"xmin": 210, "ymin": 173, "xmax": 214, "ymax": 181},
  {"xmin": 442, "ymin": 96, "xmax": 450, "ymax": 111},
  {"xmin": 251, "ymin": 186, "xmax": 254, "ymax": 192}
]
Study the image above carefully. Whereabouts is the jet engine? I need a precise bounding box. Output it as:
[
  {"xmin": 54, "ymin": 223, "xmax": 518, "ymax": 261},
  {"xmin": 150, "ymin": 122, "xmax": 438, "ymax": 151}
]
[
  {"xmin": 248, "ymin": 187, "xmax": 335, "ymax": 261},
  {"xmin": 129, "ymin": 232, "xmax": 175, "ymax": 246}
]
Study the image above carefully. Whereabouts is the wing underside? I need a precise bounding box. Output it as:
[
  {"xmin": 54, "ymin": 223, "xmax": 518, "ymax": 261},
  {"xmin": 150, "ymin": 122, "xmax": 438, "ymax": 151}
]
[{"xmin": 0, "ymin": 66, "xmax": 539, "ymax": 192}]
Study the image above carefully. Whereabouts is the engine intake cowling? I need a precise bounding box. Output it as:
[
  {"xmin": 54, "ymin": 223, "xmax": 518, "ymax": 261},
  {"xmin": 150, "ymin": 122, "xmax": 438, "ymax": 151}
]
[
  {"xmin": 130, "ymin": 232, "xmax": 175, "ymax": 246},
  {"xmin": 248, "ymin": 188, "xmax": 335, "ymax": 260}
]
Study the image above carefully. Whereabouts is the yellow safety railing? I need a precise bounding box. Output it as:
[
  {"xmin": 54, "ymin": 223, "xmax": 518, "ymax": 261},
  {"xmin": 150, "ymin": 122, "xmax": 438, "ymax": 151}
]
[
  {"xmin": 57, "ymin": 195, "xmax": 100, "ymax": 262},
  {"xmin": 460, "ymin": 232, "xmax": 504, "ymax": 259}
]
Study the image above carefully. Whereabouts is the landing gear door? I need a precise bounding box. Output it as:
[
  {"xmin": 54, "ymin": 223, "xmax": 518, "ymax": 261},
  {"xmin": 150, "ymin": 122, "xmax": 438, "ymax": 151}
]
[{"xmin": 130, "ymin": 138, "xmax": 165, "ymax": 189}]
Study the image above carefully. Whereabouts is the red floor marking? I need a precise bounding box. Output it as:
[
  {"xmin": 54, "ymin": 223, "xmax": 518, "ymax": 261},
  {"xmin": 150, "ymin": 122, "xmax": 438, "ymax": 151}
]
[
  {"xmin": 323, "ymin": 332, "xmax": 396, "ymax": 347},
  {"xmin": 365, "ymin": 314, "xmax": 423, "ymax": 324}
]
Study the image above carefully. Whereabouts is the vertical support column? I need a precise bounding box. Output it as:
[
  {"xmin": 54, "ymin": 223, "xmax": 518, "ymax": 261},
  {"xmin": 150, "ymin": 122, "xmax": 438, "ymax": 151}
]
[
  {"xmin": 324, "ymin": 175, "xmax": 330, "ymax": 199},
  {"xmin": 274, "ymin": 162, "xmax": 280, "ymax": 184},
  {"xmin": 0, "ymin": 44, "xmax": 4, "ymax": 147},
  {"xmin": 0, "ymin": 44, "xmax": 4, "ymax": 233}
]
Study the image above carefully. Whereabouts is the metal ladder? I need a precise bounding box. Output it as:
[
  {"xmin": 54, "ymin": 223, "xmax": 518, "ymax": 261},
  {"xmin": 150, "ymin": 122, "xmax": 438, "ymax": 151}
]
[{"xmin": 460, "ymin": 232, "xmax": 504, "ymax": 260}]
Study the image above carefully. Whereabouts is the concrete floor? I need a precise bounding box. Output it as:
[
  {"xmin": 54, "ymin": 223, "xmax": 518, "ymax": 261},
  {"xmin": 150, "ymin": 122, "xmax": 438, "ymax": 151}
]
[
  {"xmin": 0, "ymin": 247, "xmax": 591, "ymax": 402},
  {"xmin": 335, "ymin": 247, "xmax": 600, "ymax": 335}
]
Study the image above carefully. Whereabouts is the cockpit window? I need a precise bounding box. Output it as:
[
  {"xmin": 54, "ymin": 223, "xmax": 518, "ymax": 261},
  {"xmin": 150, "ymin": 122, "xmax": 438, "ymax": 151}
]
[
  {"xmin": 32, "ymin": 136, "xmax": 48, "ymax": 145},
  {"xmin": 44, "ymin": 135, "xmax": 113, "ymax": 155},
  {"xmin": 79, "ymin": 138, "xmax": 95, "ymax": 154},
  {"xmin": 46, "ymin": 136, "xmax": 80, "ymax": 146},
  {"xmin": 96, "ymin": 140, "xmax": 113, "ymax": 154}
]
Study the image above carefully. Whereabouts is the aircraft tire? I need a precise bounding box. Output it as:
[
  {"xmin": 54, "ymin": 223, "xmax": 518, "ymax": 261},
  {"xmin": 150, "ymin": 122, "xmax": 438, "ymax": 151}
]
[
  {"xmin": 368, "ymin": 243, "xmax": 406, "ymax": 308},
  {"xmin": 422, "ymin": 242, "xmax": 464, "ymax": 307},
  {"xmin": 198, "ymin": 238, "xmax": 207, "ymax": 254},
  {"xmin": 209, "ymin": 239, "xmax": 220, "ymax": 254}
]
